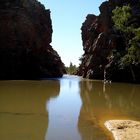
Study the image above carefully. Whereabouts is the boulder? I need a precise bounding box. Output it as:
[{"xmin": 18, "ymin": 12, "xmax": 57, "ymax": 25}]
[{"xmin": 105, "ymin": 120, "xmax": 140, "ymax": 140}]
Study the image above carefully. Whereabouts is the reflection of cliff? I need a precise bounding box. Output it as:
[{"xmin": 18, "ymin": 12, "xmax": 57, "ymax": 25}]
[
  {"xmin": 78, "ymin": 80, "xmax": 140, "ymax": 140},
  {"xmin": 0, "ymin": 80, "xmax": 60, "ymax": 140}
]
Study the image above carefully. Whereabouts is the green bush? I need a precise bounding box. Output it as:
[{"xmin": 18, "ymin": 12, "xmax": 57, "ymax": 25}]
[{"xmin": 112, "ymin": 5, "xmax": 140, "ymax": 67}]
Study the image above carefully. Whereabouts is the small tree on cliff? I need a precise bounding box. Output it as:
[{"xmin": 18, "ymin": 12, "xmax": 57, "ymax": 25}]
[
  {"xmin": 112, "ymin": 5, "xmax": 140, "ymax": 80},
  {"xmin": 112, "ymin": 5, "xmax": 131, "ymax": 33}
]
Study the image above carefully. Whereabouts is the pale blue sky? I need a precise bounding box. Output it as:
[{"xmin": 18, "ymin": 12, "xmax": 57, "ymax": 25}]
[{"xmin": 39, "ymin": 0, "xmax": 105, "ymax": 66}]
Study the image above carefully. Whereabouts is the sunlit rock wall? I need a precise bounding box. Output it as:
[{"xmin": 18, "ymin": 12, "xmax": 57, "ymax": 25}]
[{"xmin": 77, "ymin": 0, "xmax": 140, "ymax": 83}]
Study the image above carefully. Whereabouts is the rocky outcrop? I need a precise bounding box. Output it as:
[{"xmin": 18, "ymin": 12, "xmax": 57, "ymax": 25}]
[
  {"xmin": 77, "ymin": 0, "xmax": 140, "ymax": 83},
  {"xmin": 105, "ymin": 120, "xmax": 140, "ymax": 140},
  {"xmin": 0, "ymin": 0, "xmax": 65, "ymax": 79}
]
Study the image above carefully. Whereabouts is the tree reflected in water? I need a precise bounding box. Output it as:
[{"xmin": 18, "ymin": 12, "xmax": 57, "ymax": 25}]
[{"xmin": 78, "ymin": 80, "xmax": 140, "ymax": 140}]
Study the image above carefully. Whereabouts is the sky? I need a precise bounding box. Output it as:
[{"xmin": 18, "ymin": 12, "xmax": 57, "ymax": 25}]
[{"xmin": 39, "ymin": 0, "xmax": 105, "ymax": 66}]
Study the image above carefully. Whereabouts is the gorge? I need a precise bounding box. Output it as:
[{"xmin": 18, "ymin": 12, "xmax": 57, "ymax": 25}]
[
  {"xmin": 0, "ymin": 0, "xmax": 140, "ymax": 140},
  {"xmin": 1, "ymin": 0, "xmax": 140, "ymax": 83}
]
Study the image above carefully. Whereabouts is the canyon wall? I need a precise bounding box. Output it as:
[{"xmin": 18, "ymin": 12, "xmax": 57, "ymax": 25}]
[
  {"xmin": 77, "ymin": 0, "xmax": 140, "ymax": 83},
  {"xmin": 0, "ymin": 0, "xmax": 65, "ymax": 79}
]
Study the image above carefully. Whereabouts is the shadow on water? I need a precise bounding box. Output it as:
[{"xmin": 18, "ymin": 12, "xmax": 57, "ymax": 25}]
[
  {"xmin": 0, "ymin": 80, "xmax": 60, "ymax": 140},
  {"xmin": 78, "ymin": 80, "xmax": 140, "ymax": 140}
]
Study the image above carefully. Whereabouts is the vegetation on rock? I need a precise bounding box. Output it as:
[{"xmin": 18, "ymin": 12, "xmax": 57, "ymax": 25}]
[
  {"xmin": 112, "ymin": 5, "xmax": 140, "ymax": 68},
  {"xmin": 77, "ymin": 0, "xmax": 140, "ymax": 83},
  {"xmin": 65, "ymin": 62, "xmax": 77, "ymax": 75}
]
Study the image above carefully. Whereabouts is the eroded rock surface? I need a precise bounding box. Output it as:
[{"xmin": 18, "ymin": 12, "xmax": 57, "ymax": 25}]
[
  {"xmin": 0, "ymin": 0, "xmax": 65, "ymax": 79},
  {"xmin": 105, "ymin": 120, "xmax": 140, "ymax": 140},
  {"xmin": 77, "ymin": 0, "xmax": 140, "ymax": 83}
]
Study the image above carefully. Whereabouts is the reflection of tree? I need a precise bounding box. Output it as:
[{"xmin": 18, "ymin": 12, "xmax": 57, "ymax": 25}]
[
  {"xmin": 0, "ymin": 80, "xmax": 60, "ymax": 140},
  {"xmin": 78, "ymin": 80, "xmax": 140, "ymax": 140},
  {"xmin": 78, "ymin": 80, "xmax": 109, "ymax": 140},
  {"xmin": 103, "ymin": 82, "xmax": 140, "ymax": 114}
]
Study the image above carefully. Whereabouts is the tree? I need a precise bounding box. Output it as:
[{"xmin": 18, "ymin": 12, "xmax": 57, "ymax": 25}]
[
  {"xmin": 112, "ymin": 5, "xmax": 140, "ymax": 67},
  {"xmin": 112, "ymin": 5, "xmax": 131, "ymax": 33},
  {"xmin": 66, "ymin": 62, "xmax": 77, "ymax": 75}
]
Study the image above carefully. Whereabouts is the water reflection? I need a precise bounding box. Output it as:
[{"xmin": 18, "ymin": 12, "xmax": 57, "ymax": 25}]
[
  {"xmin": 78, "ymin": 80, "xmax": 140, "ymax": 140},
  {"xmin": 45, "ymin": 75, "xmax": 82, "ymax": 140},
  {"xmin": 0, "ymin": 80, "xmax": 60, "ymax": 140},
  {"xmin": 101, "ymin": 81, "xmax": 140, "ymax": 118},
  {"xmin": 0, "ymin": 77, "xmax": 140, "ymax": 140}
]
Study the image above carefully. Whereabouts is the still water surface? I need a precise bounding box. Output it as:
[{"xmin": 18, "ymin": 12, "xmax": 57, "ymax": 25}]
[{"xmin": 0, "ymin": 75, "xmax": 140, "ymax": 140}]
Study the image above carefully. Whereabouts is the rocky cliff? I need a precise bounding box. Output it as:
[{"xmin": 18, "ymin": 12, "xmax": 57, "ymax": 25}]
[
  {"xmin": 0, "ymin": 0, "xmax": 65, "ymax": 79},
  {"xmin": 77, "ymin": 0, "xmax": 140, "ymax": 83}
]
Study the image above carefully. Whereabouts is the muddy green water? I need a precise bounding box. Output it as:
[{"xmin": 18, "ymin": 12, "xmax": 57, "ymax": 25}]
[{"xmin": 0, "ymin": 75, "xmax": 140, "ymax": 140}]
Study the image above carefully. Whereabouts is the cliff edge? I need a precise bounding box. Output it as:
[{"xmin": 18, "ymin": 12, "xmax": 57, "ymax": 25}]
[
  {"xmin": 0, "ymin": 0, "xmax": 65, "ymax": 79},
  {"xmin": 77, "ymin": 0, "xmax": 140, "ymax": 83}
]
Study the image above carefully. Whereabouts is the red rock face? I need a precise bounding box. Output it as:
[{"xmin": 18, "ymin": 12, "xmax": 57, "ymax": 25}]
[
  {"xmin": 77, "ymin": 0, "xmax": 140, "ymax": 83},
  {"xmin": 0, "ymin": 0, "xmax": 65, "ymax": 79}
]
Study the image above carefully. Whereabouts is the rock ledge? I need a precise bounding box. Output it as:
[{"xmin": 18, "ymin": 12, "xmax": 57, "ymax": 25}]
[{"xmin": 105, "ymin": 120, "xmax": 140, "ymax": 140}]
